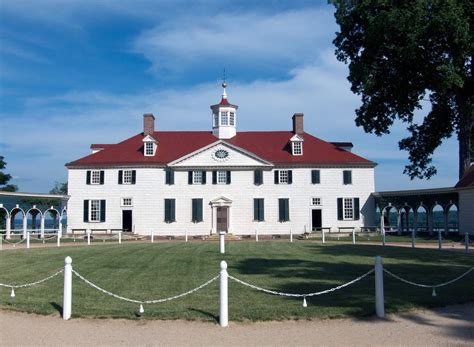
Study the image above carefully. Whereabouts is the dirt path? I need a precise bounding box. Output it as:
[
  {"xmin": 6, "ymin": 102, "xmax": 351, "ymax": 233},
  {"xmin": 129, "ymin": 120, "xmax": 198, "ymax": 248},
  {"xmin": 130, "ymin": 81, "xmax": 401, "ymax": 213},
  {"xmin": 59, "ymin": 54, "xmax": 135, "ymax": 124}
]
[{"xmin": 1, "ymin": 304, "xmax": 473, "ymax": 346}]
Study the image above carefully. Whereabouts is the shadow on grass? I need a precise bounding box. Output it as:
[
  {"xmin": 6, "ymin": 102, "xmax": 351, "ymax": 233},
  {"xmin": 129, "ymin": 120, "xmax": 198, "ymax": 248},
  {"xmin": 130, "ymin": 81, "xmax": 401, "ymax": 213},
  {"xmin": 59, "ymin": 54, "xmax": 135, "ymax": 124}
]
[
  {"xmin": 188, "ymin": 308, "xmax": 218, "ymax": 323},
  {"xmin": 50, "ymin": 302, "xmax": 63, "ymax": 316}
]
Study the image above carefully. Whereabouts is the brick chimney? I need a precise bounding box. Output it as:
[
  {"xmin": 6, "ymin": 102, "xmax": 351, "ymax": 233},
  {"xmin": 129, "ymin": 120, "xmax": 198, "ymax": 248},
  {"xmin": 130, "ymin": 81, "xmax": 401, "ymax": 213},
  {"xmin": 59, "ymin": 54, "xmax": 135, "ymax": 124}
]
[
  {"xmin": 292, "ymin": 113, "xmax": 304, "ymax": 135},
  {"xmin": 143, "ymin": 113, "xmax": 155, "ymax": 136}
]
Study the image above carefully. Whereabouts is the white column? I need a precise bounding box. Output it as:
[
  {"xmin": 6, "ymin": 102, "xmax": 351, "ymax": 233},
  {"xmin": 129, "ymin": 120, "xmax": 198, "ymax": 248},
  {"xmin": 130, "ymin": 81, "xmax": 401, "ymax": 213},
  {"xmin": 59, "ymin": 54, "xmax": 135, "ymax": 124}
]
[
  {"xmin": 22, "ymin": 215, "xmax": 27, "ymax": 239},
  {"xmin": 57, "ymin": 231, "xmax": 61, "ymax": 247},
  {"xmin": 219, "ymin": 231, "xmax": 225, "ymax": 254},
  {"xmin": 26, "ymin": 232, "xmax": 30, "ymax": 249},
  {"xmin": 118, "ymin": 231, "xmax": 122, "ymax": 244},
  {"xmin": 322, "ymin": 228, "xmax": 326, "ymax": 244},
  {"xmin": 396, "ymin": 211, "xmax": 402, "ymax": 235},
  {"xmin": 63, "ymin": 256, "xmax": 72, "ymax": 320},
  {"xmin": 255, "ymin": 229, "xmax": 259, "ymax": 242},
  {"xmin": 411, "ymin": 228, "xmax": 416, "ymax": 248},
  {"xmin": 87, "ymin": 230, "xmax": 91, "ymax": 246},
  {"xmin": 211, "ymin": 206, "xmax": 217, "ymax": 234},
  {"xmin": 40, "ymin": 215, "xmax": 45, "ymax": 239},
  {"xmin": 58, "ymin": 221, "xmax": 63, "ymax": 236},
  {"xmin": 185, "ymin": 230, "xmax": 188, "ymax": 243},
  {"xmin": 151, "ymin": 230, "xmax": 154, "ymax": 243},
  {"xmin": 227, "ymin": 207, "xmax": 231, "ymax": 233},
  {"xmin": 352, "ymin": 229, "xmax": 356, "ymax": 244},
  {"xmin": 220, "ymin": 261, "xmax": 228, "ymax": 327},
  {"xmin": 375, "ymin": 256, "xmax": 385, "ymax": 318},
  {"xmin": 6, "ymin": 217, "xmax": 11, "ymax": 240},
  {"xmin": 290, "ymin": 229, "xmax": 293, "ymax": 243}
]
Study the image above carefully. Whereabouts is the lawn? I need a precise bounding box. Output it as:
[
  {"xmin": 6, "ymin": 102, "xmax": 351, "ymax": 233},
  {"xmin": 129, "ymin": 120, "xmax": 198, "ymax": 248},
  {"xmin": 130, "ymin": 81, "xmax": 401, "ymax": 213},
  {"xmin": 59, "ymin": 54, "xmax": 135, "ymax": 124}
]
[{"xmin": 0, "ymin": 242, "xmax": 473, "ymax": 321}]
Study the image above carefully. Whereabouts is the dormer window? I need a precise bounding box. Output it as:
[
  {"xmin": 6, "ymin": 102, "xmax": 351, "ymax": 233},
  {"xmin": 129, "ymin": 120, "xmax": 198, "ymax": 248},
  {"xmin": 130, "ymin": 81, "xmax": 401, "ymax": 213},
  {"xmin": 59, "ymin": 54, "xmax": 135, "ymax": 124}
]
[
  {"xmin": 143, "ymin": 134, "xmax": 157, "ymax": 156},
  {"xmin": 289, "ymin": 134, "xmax": 304, "ymax": 156}
]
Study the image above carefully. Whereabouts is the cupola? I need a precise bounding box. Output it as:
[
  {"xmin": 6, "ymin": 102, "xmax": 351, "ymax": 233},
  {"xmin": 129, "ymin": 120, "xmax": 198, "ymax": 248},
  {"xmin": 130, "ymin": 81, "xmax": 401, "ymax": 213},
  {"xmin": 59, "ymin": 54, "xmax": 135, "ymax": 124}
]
[{"xmin": 210, "ymin": 82, "xmax": 238, "ymax": 139}]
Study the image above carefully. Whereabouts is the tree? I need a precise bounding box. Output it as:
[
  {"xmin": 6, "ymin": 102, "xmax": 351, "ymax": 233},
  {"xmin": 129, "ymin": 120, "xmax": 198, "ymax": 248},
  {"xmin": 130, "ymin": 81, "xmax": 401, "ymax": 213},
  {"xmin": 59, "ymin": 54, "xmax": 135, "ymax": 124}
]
[
  {"xmin": 330, "ymin": 0, "xmax": 473, "ymax": 179},
  {"xmin": 0, "ymin": 156, "xmax": 18, "ymax": 192},
  {"xmin": 49, "ymin": 181, "xmax": 68, "ymax": 195}
]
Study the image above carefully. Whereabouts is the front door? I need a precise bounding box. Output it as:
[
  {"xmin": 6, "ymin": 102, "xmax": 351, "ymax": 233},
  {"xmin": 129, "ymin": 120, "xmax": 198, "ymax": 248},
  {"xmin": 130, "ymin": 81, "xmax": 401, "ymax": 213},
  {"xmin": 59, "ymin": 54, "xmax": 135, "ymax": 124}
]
[
  {"xmin": 312, "ymin": 209, "xmax": 322, "ymax": 231},
  {"xmin": 216, "ymin": 207, "xmax": 228, "ymax": 232},
  {"xmin": 122, "ymin": 210, "xmax": 132, "ymax": 232}
]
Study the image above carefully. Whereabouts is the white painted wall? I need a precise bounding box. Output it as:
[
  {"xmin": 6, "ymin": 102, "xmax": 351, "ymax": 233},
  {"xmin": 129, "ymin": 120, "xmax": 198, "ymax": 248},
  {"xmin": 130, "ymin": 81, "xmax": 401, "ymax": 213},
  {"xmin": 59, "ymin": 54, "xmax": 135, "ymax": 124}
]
[
  {"xmin": 67, "ymin": 166, "xmax": 375, "ymax": 236},
  {"xmin": 458, "ymin": 187, "xmax": 474, "ymax": 235}
]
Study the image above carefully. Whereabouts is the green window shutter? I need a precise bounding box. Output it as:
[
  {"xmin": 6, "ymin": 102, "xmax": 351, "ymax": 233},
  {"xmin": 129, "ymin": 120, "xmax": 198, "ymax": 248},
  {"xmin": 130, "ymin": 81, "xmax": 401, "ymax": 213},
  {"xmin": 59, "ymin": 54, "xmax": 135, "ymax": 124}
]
[
  {"xmin": 311, "ymin": 170, "xmax": 320, "ymax": 184},
  {"xmin": 274, "ymin": 170, "xmax": 279, "ymax": 184},
  {"xmin": 201, "ymin": 171, "xmax": 206, "ymax": 184},
  {"xmin": 86, "ymin": 171, "xmax": 91, "ymax": 184},
  {"xmin": 188, "ymin": 171, "xmax": 193, "ymax": 184},
  {"xmin": 260, "ymin": 199, "xmax": 265, "ymax": 221},
  {"xmin": 254, "ymin": 170, "xmax": 263, "ymax": 185},
  {"xmin": 170, "ymin": 199, "xmax": 176, "ymax": 222},
  {"xmin": 354, "ymin": 198, "xmax": 360, "ymax": 220},
  {"xmin": 118, "ymin": 170, "xmax": 123, "ymax": 184},
  {"xmin": 337, "ymin": 198, "xmax": 343, "ymax": 220},
  {"xmin": 284, "ymin": 199, "xmax": 289, "ymax": 221},
  {"xmin": 212, "ymin": 171, "xmax": 217, "ymax": 184},
  {"xmin": 197, "ymin": 199, "xmax": 203, "ymax": 222},
  {"xmin": 100, "ymin": 200, "xmax": 106, "ymax": 222},
  {"xmin": 254, "ymin": 198, "xmax": 264, "ymax": 221},
  {"xmin": 192, "ymin": 199, "xmax": 203, "ymax": 222},
  {"xmin": 165, "ymin": 170, "xmax": 170, "ymax": 185},
  {"xmin": 83, "ymin": 200, "xmax": 89, "ymax": 222},
  {"xmin": 343, "ymin": 170, "xmax": 352, "ymax": 185},
  {"xmin": 226, "ymin": 171, "xmax": 231, "ymax": 184},
  {"xmin": 170, "ymin": 170, "xmax": 174, "ymax": 185},
  {"xmin": 253, "ymin": 199, "xmax": 258, "ymax": 220},
  {"xmin": 288, "ymin": 170, "xmax": 293, "ymax": 184},
  {"xmin": 131, "ymin": 170, "xmax": 136, "ymax": 184},
  {"xmin": 99, "ymin": 171, "xmax": 105, "ymax": 184},
  {"xmin": 279, "ymin": 198, "xmax": 289, "ymax": 222},
  {"xmin": 164, "ymin": 199, "xmax": 169, "ymax": 222}
]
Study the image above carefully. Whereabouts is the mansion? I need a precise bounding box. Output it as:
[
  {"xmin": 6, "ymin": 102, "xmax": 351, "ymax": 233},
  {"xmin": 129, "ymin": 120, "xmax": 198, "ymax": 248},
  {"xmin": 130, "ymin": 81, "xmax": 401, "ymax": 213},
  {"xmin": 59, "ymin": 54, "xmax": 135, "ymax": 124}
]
[{"xmin": 66, "ymin": 83, "xmax": 376, "ymax": 236}]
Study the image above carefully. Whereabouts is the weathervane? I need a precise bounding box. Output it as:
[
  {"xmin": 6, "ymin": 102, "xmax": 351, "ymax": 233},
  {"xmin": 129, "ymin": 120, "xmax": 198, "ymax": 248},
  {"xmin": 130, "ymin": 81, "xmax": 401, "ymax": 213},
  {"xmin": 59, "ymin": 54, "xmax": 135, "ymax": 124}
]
[{"xmin": 222, "ymin": 68, "xmax": 227, "ymax": 88}]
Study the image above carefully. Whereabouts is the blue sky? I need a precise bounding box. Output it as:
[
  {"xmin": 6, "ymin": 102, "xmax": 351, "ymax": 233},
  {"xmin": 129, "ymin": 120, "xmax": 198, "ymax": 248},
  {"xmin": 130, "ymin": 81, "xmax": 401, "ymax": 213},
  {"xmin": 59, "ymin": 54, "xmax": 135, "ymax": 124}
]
[{"xmin": 0, "ymin": 0, "xmax": 457, "ymax": 193}]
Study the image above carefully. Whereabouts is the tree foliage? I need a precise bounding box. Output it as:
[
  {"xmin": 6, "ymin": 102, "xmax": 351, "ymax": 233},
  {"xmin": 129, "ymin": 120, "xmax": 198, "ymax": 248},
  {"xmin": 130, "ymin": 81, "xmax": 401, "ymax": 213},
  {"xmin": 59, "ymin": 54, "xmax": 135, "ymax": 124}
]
[
  {"xmin": 331, "ymin": 0, "xmax": 473, "ymax": 179},
  {"xmin": 49, "ymin": 181, "xmax": 68, "ymax": 195},
  {"xmin": 0, "ymin": 156, "xmax": 18, "ymax": 192}
]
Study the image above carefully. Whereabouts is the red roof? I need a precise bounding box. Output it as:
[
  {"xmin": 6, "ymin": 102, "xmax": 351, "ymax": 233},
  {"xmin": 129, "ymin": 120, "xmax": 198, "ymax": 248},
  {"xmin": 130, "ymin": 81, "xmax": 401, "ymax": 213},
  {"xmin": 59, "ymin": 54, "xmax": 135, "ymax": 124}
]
[
  {"xmin": 455, "ymin": 165, "xmax": 474, "ymax": 188},
  {"xmin": 66, "ymin": 131, "xmax": 375, "ymax": 168}
]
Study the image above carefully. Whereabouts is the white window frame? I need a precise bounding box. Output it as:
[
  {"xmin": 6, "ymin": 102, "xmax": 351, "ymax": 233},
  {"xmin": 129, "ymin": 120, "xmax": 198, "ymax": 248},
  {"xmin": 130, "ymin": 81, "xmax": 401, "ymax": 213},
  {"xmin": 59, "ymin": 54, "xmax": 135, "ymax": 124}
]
[
  {"xmin": 229, "ymin": 112, "xmax": 235, "ymax": 126},
  {"xmin": 193, "ymin": 171, "xmax": 203, "ymax": 184},
  {"xmin": 279, "ymin": 170, "xmax": 289, "ymax": 184},
  {"xmin": 292, "ymin": 141, "xmax": 303, "ymax": 155},
  {"xmin": 121, "ymin": 197, "xmax": 133, "ymax": 207},
  {"xmin": 217, "ymin": 171, "xmax": 227, "ymax": 184},
  {"xmin": 311, "ymin": 197, "xmax": 322, "ymax": 206},
  {"xmin": 89, "ymin": 200, "xmax": 101, "ymax": 222},
  {"xmin": 91, "ymin": 170, "xmax": 101, "ymax": 185},
  {"xmin": 343, "ymin": 198, "xmax": 354, "ymax": 220},
  {"xmin": 145, "ymin": 142, "xmax": 154, "ymax": 156},
  {"xmin": 221, "ymin": 111, "xmax": 228, "ymax": 125},
  {"xmin": 123, "ymin": 170, "xmax": 133, "ymax": 184}
]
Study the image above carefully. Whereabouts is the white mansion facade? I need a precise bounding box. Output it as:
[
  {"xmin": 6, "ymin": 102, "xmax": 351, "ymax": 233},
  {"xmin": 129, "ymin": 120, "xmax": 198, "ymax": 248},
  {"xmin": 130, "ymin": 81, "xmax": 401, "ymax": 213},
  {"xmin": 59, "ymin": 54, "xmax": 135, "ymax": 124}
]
[{"xmin": 66, "ymin": 84, "xmax": 376, "ymax": 236}]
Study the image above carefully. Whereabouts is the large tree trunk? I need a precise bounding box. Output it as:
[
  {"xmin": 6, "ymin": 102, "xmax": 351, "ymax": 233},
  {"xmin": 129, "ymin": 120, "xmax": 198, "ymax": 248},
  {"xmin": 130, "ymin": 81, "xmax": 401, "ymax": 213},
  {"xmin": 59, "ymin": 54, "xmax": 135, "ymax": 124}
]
[{"xmin": 457, "ymin": 96, "xmax": 473, "ymax": 179}]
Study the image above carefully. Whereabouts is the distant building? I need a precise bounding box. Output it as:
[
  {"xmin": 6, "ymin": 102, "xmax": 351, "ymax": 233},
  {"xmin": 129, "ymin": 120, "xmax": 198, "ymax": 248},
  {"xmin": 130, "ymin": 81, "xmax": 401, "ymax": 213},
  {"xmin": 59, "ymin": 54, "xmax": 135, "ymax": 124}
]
[
  {"xmin": 65, "ymin": 83, "xmax": 376, "ymax": 236},
  {"xmin": 455, "ymin": 165, "xmax": 474, "ymax": 234}
]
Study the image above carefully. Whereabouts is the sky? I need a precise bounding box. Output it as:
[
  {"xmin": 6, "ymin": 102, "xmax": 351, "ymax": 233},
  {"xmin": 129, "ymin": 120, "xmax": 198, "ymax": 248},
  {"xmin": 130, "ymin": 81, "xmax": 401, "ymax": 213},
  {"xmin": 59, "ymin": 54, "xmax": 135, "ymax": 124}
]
[{"xmin": 0, "ymin": 0, "xmax": 458, "ymax": 193}]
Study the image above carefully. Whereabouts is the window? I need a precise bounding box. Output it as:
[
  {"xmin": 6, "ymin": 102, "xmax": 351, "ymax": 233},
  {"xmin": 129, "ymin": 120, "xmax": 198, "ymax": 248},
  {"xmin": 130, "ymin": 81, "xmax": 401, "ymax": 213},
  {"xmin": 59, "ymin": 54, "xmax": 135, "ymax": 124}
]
[
  {"xmin": 221, "ymin": 111, "xmax": 228, "ymax": 125},
  {"xmin": 121, "ymin": 198, "xmax": 133, "ymax": 207},
  {"xmin": 164, "ymin": 199, "xmax": 176, "ymax": 223},
  {"xmin": 337, "ymin": 198, "xmax": 360, "ymax": 221},
  {"xmin": 145, "ymin": 142, "xmax": 154, "ymax": 156},
  {"xmin": 123, "ymin": 170, "xmax": 133, "ymax": 184},
  {"xmin": 189, "ymin": 171, "xmax": 206, "ymax": 184},
  {"xmin": 292, "ymin": 142, "xmax": 302, "ymax": 155},
  {"xmin": 212, "ymin": 170, "xmax": 231, "ymax": 184},
  {"xmin": 83, "ymin": 200, "xmax": 106, "ymax": 222},
  {"xmin": 278, "ymin": 198, "xmax": 290, "ymax": 222},
  {"xmin": 91, "ymin": 170, "xmax": 101, "ymax": 185},
  {"xmin": 311, "ymin": 197, "xmax": 321, "ymax": 206},
  {"xmin": 254, "ymin": 199, "xmax": 264, "ymax": 221},
  {"xmin": 343, "ymin": 170, "xmax": 352, "ymax": 185},
  {"xmin": 254, "ymin": 170, "xmax": 263, "ymax": 185},
  {"xmin": 274, "ymin": 170, "xmax": 292, "ymax": 184},
  {"xmin": 192, "ymin": 198, "xmax": 203, "ymax": 222},
  {"xmin": 118, "ymin": 170, "xmax": 136, "ymax": 184},
  {"xmin": 311, "ymin": 170, "xmax": 320, "ymax": 184},
  {"xmin": 165, "ymin": 169, "xmax": 174, "ymax": 185},
  {"xmin": 229, "ymin": 112, "xmax": 235, "ymax": 126},
  {"xmin": 213, "ymin": 112, "xmax": 219, "ymax": 126}
]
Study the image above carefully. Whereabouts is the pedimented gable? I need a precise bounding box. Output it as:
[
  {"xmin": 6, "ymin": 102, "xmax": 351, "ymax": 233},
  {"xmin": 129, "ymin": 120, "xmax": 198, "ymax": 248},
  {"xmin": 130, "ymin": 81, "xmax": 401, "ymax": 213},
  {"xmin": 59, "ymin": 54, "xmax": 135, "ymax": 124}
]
[{"xmin": 168, "ymin": 141, "xmax": 273, "ymax": 168}]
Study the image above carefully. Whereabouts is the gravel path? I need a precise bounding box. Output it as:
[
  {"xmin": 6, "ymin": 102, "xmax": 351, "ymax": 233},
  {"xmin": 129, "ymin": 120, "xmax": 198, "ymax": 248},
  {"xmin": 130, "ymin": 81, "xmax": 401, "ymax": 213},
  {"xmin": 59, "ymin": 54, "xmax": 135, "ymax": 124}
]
[{"xmin": 1, "ymin": 304, "xmax": 473, "ymax": 346}]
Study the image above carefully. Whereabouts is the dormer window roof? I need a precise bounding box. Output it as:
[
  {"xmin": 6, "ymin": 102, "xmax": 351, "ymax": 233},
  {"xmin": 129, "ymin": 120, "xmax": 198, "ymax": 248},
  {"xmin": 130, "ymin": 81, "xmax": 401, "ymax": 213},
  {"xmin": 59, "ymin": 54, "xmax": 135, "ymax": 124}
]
[
  {"xmin": 143, "ymin": 134, "xmax": 157, "ymax": 156},
  {"xmin": 290, "ymin": 134, "xmax": 304, "ymax": 156}
]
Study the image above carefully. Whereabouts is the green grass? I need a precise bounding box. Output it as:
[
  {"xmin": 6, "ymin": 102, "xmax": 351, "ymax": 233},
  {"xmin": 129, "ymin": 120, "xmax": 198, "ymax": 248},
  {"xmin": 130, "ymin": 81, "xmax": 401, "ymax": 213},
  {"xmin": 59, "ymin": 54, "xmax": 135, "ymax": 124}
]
[
  {"xmin": 0, "ymin": 242, "xmax": 473, "ymax": 321},
  {"xmin": 307, "ymin": 233, "xmax": 466, "ymax": 244}
]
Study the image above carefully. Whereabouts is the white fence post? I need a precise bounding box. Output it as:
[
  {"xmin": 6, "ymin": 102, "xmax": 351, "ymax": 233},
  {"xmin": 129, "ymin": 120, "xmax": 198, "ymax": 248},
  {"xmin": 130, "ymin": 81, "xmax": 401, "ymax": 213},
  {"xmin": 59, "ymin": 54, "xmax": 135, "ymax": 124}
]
[
  {"xmin": 255, "ymin": 229, "xmax": 259, "ymax": 242},
  {"xmin": 411, "ymin": 228, "xmax": 416, "ymax": 248},
  {"xmin": 290, "ymin": 229, "xmax": 293, "ymax": 243},
  {"xmin": 185, "ymin": 230, "xmax": 188, "ymax": 243},
  {"xmin": 151, "ymin": 230, "xmax": 154, "ymax": 243},
  {"xmin": 438, "ymin": 229, "xmax": 442, "ymax": 250},
  {"xmin": 352, "ymin": 229, "xmax": 356, "ymax": 244},
  {"xmin": 26, "ymin": 232, "xmax": 30, "ymax": 249},
  {"xmin": 382, "ymin": 230, "xmax": 386, "ymax": 247},
  {"xmin": 465, "ymin": 232, "xmax": 469, "ymax": 253},
  {"xmin": 63, "ymin": 256, "xmax": 72, "ymax": 320},
  {"xmin": 220, "ymin": 260, "xmax": 228, "ymax": 327},
  {"xmin": 322, "ymin": 228, "xmax": 325, "ymax": 244},
  {"xmin": 118, "ymin": 231, "xmax": 122, "ymax": 244},
  {"xmin": 87, "ymin": 230, "xmax": 91, "ymax": 246},
  {"xmin": 219, "ymin": 231, "xmax": 225, "ymax": 254},
  {"xmin": 375, "ymin": 256, "xmax": 385, "ymax": 318},
  {"xmin": 57, "ymin": 232, "xmax": 61, "ymax": 248}
]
